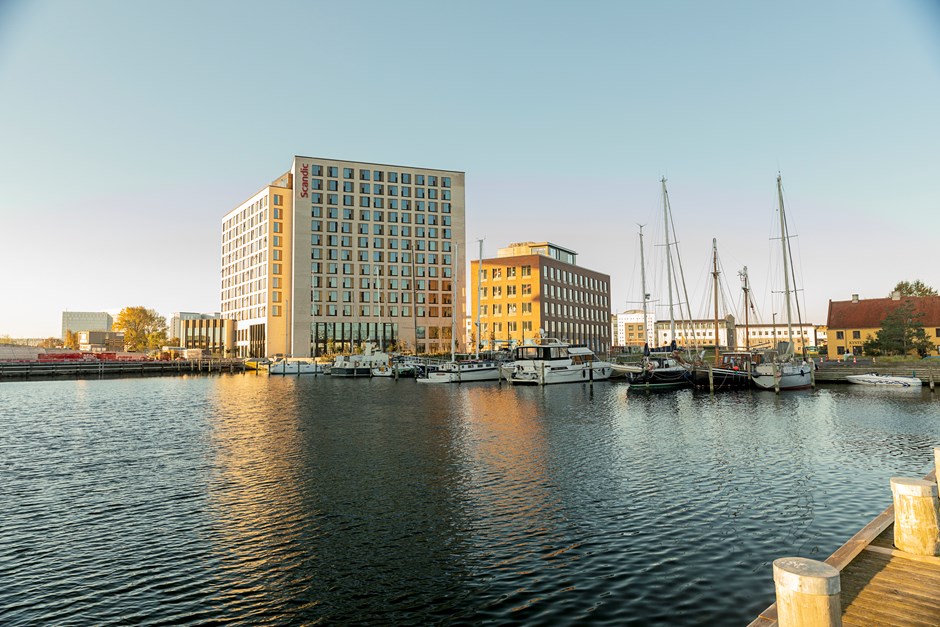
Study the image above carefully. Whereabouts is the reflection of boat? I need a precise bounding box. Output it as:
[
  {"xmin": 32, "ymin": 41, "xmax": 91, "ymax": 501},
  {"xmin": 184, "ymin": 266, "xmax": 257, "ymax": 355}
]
[
  {"xmin": 418, "ymin": 359, "xmax": 502, "ymax": 384},
  {"xmin": 751, "ymin": 175, "xmax": 812, "ymax": 392},
  {"xmin": 509, "ymin": 338, "xmax": 613, "ymax": 385},
  {"xmin": 331, "ymin": 342, "xmax": 391, "ymax": 377},
  {"xmin": 846, "ymin": 373, "xmax": 922, "ymax": 387},
  {"xmin": 268, "ymin": 358, "xmax": 323, "ymax": 375}
]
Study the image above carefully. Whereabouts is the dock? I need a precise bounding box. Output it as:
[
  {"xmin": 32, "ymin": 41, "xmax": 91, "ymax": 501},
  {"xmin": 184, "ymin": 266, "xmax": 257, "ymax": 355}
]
[
  {"xmin": 814, "ymin": 362, "xmax": 938, "ymax": 387},
  {"xmin": 749, "ymin": 459, "xmax": 940, "ymax": 626},
  {"xmin": 0, "ymin": 359, "xmax": 245, "ymax": 380}
]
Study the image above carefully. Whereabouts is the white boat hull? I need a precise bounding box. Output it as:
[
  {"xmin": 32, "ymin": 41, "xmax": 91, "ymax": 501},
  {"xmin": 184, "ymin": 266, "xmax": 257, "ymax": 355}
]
[
  {"xmin": 751, "ymin": 362, "xmax": 812, "ymax": 390},
  {"xmin": 418, "ymin": 362, "xmax": 502, "ymax": 383},
  {"xmin": 510, "ymin": 362, "xmax": 614, "ymax": 385},
  {"xmin": 846, "ymin": 374, "xmax": 922, "ymax": 387},
  {"xmin": 268, "ymin": 361, "xmax": 324, "ymax": 375}
]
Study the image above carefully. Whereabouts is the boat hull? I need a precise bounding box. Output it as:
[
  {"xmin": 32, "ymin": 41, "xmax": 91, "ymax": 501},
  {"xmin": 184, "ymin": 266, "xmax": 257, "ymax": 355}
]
[
  {"xmin": 510, "ymin": 363, "xmax": 614, "ymax": 385},
  {"xmin": 751, "ymin": 363, "xmax": 812, "ymax": 390},
  {"xmin": 846, "ymin": 374, "xmax": 922, "ymax": 387},
  {"xmin": 692, "ymin": 367, "xmax": 751, "ymax": 389},
  {"xmin": 330, "ymin": 366, "xmax": 374, "ymax": 377}
]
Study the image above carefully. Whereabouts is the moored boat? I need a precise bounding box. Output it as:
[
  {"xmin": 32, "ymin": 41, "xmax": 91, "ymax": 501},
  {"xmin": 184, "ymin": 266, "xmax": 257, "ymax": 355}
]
[
  {"xmin": 846, "ymin": 373, "xmax": 922, "ymax": 387},
  {"xmin": 627, "ymin": 351, "xmax": 693, "ymax": 390},
  {"xmin": 418, "ymin": 358, "xmax": 503, "ymax": 384},
  {"xmin": 268, "ymin": 357, "xmax": 324, "ymax": 375},
  {"xmin": 508, "ymin": 338, "xmax": 613, "ymax": 385},
  {"xmin": 330, "ymin": 342, "xmax": 391, "ymax": 377}
]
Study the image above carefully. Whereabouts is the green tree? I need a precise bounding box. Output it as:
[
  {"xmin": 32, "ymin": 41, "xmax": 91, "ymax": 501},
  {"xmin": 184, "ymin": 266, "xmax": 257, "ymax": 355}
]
[
  {"xmin": 866, "ymin": 301, "xmax": 932, "ymax": 356},
  {"xmin": 114, "ymin": 306, "xmax": 168, "ymax": 352},
  {"xmin": 890, "ymin": 280, "xmax": 937, "ymax": 297}
]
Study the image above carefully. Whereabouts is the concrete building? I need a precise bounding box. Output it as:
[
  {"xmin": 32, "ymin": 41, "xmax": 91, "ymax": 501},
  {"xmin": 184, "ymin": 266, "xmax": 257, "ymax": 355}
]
[
  {"xmin": 222, "ymin": 157, "xmax": 465, "ymax": 357},
  {"xmin": 470, "ymin": 242, "xmax": 611, "ymax": 355},
  {"xmin": 78, "ymin": 331, "xmax": 125, "ymax": 352},
  {"xmin": 652, "ymin": 317, "xmax": 817, "ymax": 353},
  {"xmin": 612, "ymin": 309, "xmax": 654, "ymax": 351},
  {"xmin": 169, "ymin": 312, "xmax": 220, "ymax": 342},
  {"xmin": 827, "ymin": 293, "xmax": 940, "ymax": 356},
  {"xmin": 61, "ymin": 311, "xmax": 112, "ymax": 339},
  {"xmin": 181, "ymin": 318, "xmax": 235, "ymax": 357}
]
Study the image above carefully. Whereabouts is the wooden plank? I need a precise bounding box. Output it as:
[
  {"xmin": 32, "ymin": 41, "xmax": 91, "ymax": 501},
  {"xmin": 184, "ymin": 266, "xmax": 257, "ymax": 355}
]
[
  {"xmin": 863, "ymin": 545, "xmax": 940, "ymax": 567},
  {"xmin": 825, "ymin": 505, "xmax": 895, "ymax": 570}
]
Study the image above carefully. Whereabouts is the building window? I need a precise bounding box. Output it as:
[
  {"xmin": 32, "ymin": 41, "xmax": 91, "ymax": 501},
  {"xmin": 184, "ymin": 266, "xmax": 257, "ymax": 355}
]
[
  {"xmin": 852, "ymin": 331, "xmax": 860, "ymax": 339},
  {"xmin": 836, "ymin": 331, "xmax": 844, "ymax": 339}
]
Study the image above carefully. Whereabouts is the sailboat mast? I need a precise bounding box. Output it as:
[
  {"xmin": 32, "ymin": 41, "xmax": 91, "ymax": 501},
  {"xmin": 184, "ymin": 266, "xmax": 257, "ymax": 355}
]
[
  {"xmin": 712, "ymin": 238, "xmax": 720, "ymax": 362},
  {"xmin": 740, "ymin": 266, "xmax": 750, "ymax": 351},
  {"xmin": 475, "ymin": 238, "xmax": 483, "ymax": 360},
  {"xmin": 638, "ymin": 225, "xmax": 649, "ymax": 348},
  {"xmin": 777, "ymin": 174, "xmax": 795, "ymax": 353},
  {"xmin": 662, "ymin": 177, "xmax": 675, "ymax": 344}
]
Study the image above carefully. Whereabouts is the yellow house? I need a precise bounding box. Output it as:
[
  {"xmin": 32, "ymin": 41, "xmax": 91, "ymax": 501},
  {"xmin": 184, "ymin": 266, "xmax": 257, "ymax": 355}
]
[{"xmin": 826, "ymin": 294, "xmax": 940, "ymax": 356}]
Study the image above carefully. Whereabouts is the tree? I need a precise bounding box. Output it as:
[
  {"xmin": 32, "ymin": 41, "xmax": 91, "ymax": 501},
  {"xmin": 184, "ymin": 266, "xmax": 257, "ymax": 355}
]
[
  {"xmin": 64, "ymin": 329, "xmax": 79, "ymax": 350},
  {"xmin": 113, "ymin": 306, "xmax": 168, "ymax": 352},
  {"xmin": 865, "ymin": 301, "xmax": 932, "ymax": 357},
  {"xmin": 890, "ymin": 280, "xmax": 937, "ymax": 297},
  {"xmin": 38, "ymin": 337, "xmax": 62, "ymax": 349}
]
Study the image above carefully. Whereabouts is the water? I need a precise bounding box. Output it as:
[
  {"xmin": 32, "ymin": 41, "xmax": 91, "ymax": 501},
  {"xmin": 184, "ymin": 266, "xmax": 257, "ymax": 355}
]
[{"xmin": 1, "ymin": 376, "xmax": 938, "ymax": 626}]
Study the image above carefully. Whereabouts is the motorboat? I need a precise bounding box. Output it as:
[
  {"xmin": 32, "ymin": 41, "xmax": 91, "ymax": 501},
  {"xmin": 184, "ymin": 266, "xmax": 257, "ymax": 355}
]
[
  {"xmin": 268, "ymin": 357, "xmax": 324, "ymax": 375},
  {"xmin": 330, "ymin": 342, "xmax": 391, "ymax": 377},
  {"xmin": 371, "ymin": 361, "xmax": 415, "ymax": 378},
  {"xmin": 846, "ymin": 373, "xmax": 922, "ymax": 387},
  {"xmin": 508, "ymin": 338, "xmax": 613, "ymax": 385},
  {"xmin": 417, "ymin": 359, "xmax": 503, "ymax": 384}
]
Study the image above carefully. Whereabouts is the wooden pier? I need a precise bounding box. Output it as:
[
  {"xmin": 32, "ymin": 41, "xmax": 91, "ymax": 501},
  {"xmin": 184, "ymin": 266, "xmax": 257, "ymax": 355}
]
[
  {"xmin": 0, "ymin": 359, "xmax": 245, "ymax": 380},
  {"xmin": 749, "ymin": 462, "xmax": 940, "ymax": 626}
]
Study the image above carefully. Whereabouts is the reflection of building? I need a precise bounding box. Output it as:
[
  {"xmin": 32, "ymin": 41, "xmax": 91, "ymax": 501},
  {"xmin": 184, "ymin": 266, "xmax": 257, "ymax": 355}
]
[
  {"xmin": 61, "ymin": 311, "xmax": 112, "ymax": 339},
  {"xmin": 470, "ymin": 242, "xmax": 611, "ymax": 355},
  {"xmin": 78, "ymin": 331, "xmax": 124, "ymax": 352},
  {"xmin": 222, "ymin": 157, "xmax": 465, "ymax": 357},
  {"xmin": 169, "ymin": 312, "xmax": 220, "ymax": 342},
  {"xmin": 827, "ymin": 293, "xmax": 940, "ymax": 356},
  {"xmin": 612, "ymin": 310, "xmax": 654, "ymax": 350},
  {"xmin": 181, "ymin": 318, "xmax": 236, "ymax": 356}
]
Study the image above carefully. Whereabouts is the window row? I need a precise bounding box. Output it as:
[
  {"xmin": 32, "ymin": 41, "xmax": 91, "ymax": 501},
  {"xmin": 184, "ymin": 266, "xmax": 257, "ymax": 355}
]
[{"xmin": 306, "ymin": 165, "xmax": 452, "ymax": 188}]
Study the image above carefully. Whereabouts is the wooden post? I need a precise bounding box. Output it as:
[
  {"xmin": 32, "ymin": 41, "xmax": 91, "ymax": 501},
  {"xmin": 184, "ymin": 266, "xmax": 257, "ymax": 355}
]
[
  {"xmin": 540, "ymin": 361, "xmax": 545, "ymax": 386},
  {"xmin": 890, "ymin": 477, "xmax": 940, "ymax": 556},
  {"xmin": 774, "ymin": 362, "xmax": 781, "ymax": 394},
  {"xmin": 773, "ymin": 557, "xmax": 841, "ymax": 627},
  {"xmin": 708, "ymin": 364, "xmax": 714, "ymax": 393},
  {"xmin": 930, "ymin": 368, "xmax": 935, "ymax": 391},
  {"xmin": 589, "ymin": 363, "xmax": 594, "ymax": 385}
]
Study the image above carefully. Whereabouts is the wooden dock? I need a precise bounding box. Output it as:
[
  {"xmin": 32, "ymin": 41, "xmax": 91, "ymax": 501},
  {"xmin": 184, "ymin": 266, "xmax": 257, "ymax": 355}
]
[
  {"xmin": 0, "ymin": 359, "xmax": 245, "ymax": 380},
  {"xmin": 749, "ymin": 467, "xmax": 940, "ymax": 626}
]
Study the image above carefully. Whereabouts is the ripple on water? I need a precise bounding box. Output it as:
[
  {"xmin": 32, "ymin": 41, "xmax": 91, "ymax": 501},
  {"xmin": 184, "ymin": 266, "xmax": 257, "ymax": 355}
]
[{"xmin": 1, "ymin": 377, "xmax": 938, "ymax": 625}]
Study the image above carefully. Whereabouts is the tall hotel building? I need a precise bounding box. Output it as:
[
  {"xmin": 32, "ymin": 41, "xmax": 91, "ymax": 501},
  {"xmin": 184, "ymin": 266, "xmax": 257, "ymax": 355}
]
[
  {"xmin": 470, "ymin": 242, "xmax": 611, "ymax": 355},
  {"xmin": 221, "ymin": 156, "xmax": 465, "ymax": 358}
]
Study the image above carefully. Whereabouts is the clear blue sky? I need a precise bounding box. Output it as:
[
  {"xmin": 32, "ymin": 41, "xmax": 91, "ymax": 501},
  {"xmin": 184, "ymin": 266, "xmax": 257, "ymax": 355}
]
[{"xmin": 1, "ymin": 0, "xmax": 938, "ymax": 337}]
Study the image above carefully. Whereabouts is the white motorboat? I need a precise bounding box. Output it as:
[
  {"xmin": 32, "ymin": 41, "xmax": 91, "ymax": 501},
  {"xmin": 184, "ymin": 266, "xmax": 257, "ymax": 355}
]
[
  {"xmin": 417, "ymin": 359, "xmax": 503, "ymax": 384},
  {"xmin": 508, "ymin": 338, "xmax": 613, "ymax": 385},
  {"xmin": 371, "ymin": 362, "xmax": 415, "ymax": 378},
  {"xmin": 268, "ymin": 358, "xmax": 324, "ymax": 375},
  {"xmin": 846, "ymin": 373, "xmax": 922, "ymax": 387},
  {"xmin": 331, "ymin": 342, "xmax": 391, "ymax": 377}
]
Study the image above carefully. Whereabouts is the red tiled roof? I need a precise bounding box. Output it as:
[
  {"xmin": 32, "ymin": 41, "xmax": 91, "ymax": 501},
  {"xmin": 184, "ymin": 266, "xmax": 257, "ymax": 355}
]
[{"xmin": 827, "ymin": 296, "xmax": 940, "ymax": 328}]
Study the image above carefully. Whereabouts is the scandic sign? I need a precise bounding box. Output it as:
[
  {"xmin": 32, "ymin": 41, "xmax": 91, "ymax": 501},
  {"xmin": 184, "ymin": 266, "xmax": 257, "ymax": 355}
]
[{"xmin": 300, "ymin": 163, "xmax": 309, "ymax": 198}]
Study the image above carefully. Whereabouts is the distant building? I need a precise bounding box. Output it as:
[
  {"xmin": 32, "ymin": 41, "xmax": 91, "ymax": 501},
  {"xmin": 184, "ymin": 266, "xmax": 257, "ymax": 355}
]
[
  {"xmin": 612, "ymin": 309, "xmax": 654, "ymax": 351},
  {"xmin": 168, "ymin": 312, "xmax": 221, "ymax": 342},
  {"xmin": 653, "ymin": 317, "xmax": 817, "ymax": 353},
  {"xmin": 181, "ymin": 318, "xmax": 236, "ymax": 357},
  {"xmin": 827, "ymin": 293, "xmax": 940, "ymax": 356},
  {"xmin": 470, "ymin": 242, "xmax": 611, "ymax": 355},
  {"xmin": 732, "ymin": 321, "xmax": 817, "ymax": 353},
  {"xmin": 61, "ymin": 311, "xmax": 112, "ymax": 339},
  {"xmin": 78, "ymin": 331, "xmax": 125, "ymax": 352}
]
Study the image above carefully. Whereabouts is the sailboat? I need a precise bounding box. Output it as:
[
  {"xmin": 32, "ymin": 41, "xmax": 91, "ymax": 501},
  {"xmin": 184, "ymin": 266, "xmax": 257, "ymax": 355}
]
[
  {"xmin": 751, "ymin": 175, "xmax": 813, "ymax": 391},
  {"xmin": 692, "ymin": 239, "xmax": 752, "ymax": 389},
  {"xmin": 626, "ymin": 179, "xmax": 694, "ymax": 390}
]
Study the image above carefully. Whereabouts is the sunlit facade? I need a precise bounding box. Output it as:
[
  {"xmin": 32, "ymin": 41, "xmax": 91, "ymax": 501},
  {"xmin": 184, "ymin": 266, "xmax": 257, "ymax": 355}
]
[{"xmin": 221, "ymin": 157, "xmax": 466, "ymax": 357}]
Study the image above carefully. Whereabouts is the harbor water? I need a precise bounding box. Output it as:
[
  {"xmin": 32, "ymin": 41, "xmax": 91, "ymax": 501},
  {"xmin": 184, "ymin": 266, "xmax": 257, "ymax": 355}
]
[{"xmin": 2, "ymin": 375, "xmax": 938, "ymax": 625}]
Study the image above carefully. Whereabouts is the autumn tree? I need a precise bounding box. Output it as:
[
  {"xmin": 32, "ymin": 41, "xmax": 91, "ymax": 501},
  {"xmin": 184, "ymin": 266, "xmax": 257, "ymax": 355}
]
[
  {"xmin": 113, "ymin": 306, "xmax": 168, "ymax": 352},
  {"xmin": 38, "ymin": 337, "xmax": 62, "ymax": 349},
  {"xmin": 64, "ymin": 329, "xmax": 79, "ymax": 349},
  {"xmin": 890, "ymin": 280, "xmax": 937, "ymax": 297}
]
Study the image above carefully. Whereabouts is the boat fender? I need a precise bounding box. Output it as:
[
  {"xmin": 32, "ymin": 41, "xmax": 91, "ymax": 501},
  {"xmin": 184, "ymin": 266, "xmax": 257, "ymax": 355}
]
[{"xmin": 582, "ymin": 370, "xmax": 586, "ymax": 378}]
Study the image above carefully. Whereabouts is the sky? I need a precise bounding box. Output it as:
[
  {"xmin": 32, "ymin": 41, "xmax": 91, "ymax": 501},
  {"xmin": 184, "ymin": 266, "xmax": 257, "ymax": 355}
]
[{"xmin": 1, "ymin": 0, "xmax": 939, "ymax": 338}]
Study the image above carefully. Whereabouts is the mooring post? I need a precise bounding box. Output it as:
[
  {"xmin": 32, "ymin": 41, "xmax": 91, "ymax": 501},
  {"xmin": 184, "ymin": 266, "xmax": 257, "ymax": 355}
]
[
  {"xmin": 773, "ymin": 557, "xmax": 841, "ymax": 627},
  {"xmin": 929, "ymin": 368, "xmax": 935, "ymax": 391},
  {"xmin": 890, "ymin": 477, "xmax": 940, "ymax": 556},
  {"xmin": 589, "ymin": 363, "xmax": 594, "ymax": 385},
  {"xmin": 774, "ymin": 362, "xmax": 781, "ymax": 394},
  {"xmin": 708, "ymin": 363, "xmax": 714, "ymax": 393},
  {"xmin": 540, "ymin": 361, "xmax": 546, "ymax": 386}
]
